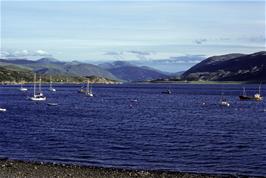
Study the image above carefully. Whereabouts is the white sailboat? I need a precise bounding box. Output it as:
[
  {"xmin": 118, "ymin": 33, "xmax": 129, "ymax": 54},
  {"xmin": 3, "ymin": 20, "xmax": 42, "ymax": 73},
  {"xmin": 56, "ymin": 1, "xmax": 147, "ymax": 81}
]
[
  {"xmin": 85, "ymin": 80, "xmax": 93, "ymax": 97},
  {"xmin": 0, "ymin": 87, "xmax": 7, "ymax": 112},
  {"xmin": 49, "ymin": 76, "xmax": 56, "ymax": 92},
  {"xmin": 219, "ymin": 90, "xmax": 230, "ymax": 107},
  {"xmin": 19, "ymin": 82, "xmax": 28, "ymax": 92},
  {"xmin": 254, "ymin": 83, "xmax": 263, "ymax": 101},
  {"xmin": 0, "ymin": 108, "xmax": 6, "ymax": 112},
  {"xmin": 30, "ymin": 74, "xmax": 46, "ymax": 101},
  {"xmin": 219, "ymin": 99, "xmax": 230, "ymax": 107}
]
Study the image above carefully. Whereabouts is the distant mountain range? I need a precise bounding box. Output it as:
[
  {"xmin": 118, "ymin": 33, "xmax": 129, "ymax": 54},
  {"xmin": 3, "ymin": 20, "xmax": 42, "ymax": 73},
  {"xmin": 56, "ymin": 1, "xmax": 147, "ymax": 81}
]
[
  {"xmin": 182, "ymin": 51, "xmax": 266, "ymax": 82},
  {"xmin": 0, "ymin": 58, "xmax": 169, "ymax": 82},
  {"xmin": 0, "ymin": 65, "xmax": 33, "ymax": 82},
  {"xmin": 0, "ymin": 64, "xmax": 117, "ymax": 84},
  {"xmin": 0, "ymin": 57, "xmax": 117, "ymax": 80},
  {"xmin": 1, "ymin": 51, "xmax": 265, "ymax": 83},
  {"xmin": 99, "ymin": 61, "xmax": 168, "ymax": 81}
]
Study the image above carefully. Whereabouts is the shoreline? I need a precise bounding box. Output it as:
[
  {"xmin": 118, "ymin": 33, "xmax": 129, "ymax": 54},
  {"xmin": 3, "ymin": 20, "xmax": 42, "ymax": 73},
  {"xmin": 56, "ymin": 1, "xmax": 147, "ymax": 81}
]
[
  {"xmin": 0, "ymin": 81, "xmax": 262, "ymax": 85},
  {"xmin": 0, "ymin": 159, "xmax": 261, "ymax": 178}
]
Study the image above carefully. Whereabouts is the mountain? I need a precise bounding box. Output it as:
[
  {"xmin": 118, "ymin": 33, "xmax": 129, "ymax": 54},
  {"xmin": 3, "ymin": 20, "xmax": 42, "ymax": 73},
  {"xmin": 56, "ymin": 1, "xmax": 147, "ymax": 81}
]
[
  {"xmin": 182, "ymin": 51, "xmax": 266, "ymax": 82},
  {"xmin": 0, "ymin": 65, "xmax": 34, "ymax": 82},
  {"xmin": 99, "ymin": 61, "xmax": 168, "ymax": 81},
  {"xmin": 98, "ymin": 61, "xmax": 133, "ymax": 69},
  {"xmin": 0, "ymin": 65, "xmax": 117, "ymax": 84},
  {"xmin": 0, "ymin": 58, "xmax": 117, "ymax": 80},
  {"xmin": 128, "ymin": 55, "xmax": 206, "ymax": 73}
]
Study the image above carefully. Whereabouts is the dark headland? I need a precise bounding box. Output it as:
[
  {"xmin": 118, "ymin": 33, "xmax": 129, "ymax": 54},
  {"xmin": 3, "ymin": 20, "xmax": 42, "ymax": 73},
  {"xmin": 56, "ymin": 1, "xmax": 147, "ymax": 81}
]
[{"xmin": 0, "ymin": 159, "xmax": 261, "ymax": 178}]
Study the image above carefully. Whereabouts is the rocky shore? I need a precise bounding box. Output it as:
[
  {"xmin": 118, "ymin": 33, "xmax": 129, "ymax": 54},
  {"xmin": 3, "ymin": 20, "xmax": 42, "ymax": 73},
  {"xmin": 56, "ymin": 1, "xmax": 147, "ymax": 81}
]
[{"xmin": 0, "ymin": 159, "xmax": 256, "ymax": 178}]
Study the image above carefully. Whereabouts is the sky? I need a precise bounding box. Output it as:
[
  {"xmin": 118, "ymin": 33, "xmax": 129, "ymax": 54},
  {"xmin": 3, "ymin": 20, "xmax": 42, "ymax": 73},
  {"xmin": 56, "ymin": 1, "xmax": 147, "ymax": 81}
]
[{"xmin": 0, "ymin": 0, "xmax": 265, "ymax": 71}]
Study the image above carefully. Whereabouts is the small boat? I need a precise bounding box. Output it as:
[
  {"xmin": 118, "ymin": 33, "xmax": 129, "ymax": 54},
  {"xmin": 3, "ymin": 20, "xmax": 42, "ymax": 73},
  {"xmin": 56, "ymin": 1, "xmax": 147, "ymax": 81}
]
[
  {"xmin": 0, "ymin": 108, "xmax": 6, "ymax": 112},
  {"xmin": 49, "ymin": 76, "xmax": 56, "ymax": 92},
  {"xmin": 78, "ymin": 86, "xmax": 86, "ymax": 93},
  {"xmin": 30, "ymin": 74, "xmax": 46, "ymax": 101},
  {"xmin": 219, "ymin": 90, "xmax": 230, "ymax": 107},
  {"xmin": 219, "ymin": 99, "xmax": 230, "ymax": 107},
  {"xmin": 239, "ymin": 84, "xmax": 263, "ymax": 101},
  {"xmin": 239, "ymin": 87, "xmax": 253, "ymax": 100},
  {"xmin": 47, "ymin": 103, "xmax": 58, "ymax": 106},
  {"xmin": 162, "ymin": 89, "xmax": 171, "ymax": 94},
  {"xmin": 85, "ymin": 81, "xmax": 93, "ymax": 97},
  {"xmin": 19, "ymin": 83, "xmax": 28, "ymax": 91}
]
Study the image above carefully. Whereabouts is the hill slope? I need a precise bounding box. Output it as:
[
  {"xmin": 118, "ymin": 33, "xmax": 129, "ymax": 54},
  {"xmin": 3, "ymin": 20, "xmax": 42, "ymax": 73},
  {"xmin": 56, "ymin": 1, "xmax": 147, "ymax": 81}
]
[
  {"xmin": 0, "ymin": 58, "xmax": 117, "ymax": 80},
  {"xmin": 99, "ymin": 61, "xmax": 168, "ymax": 81},
  {"xmin": 0, "ymin": 65, "xmax": 34, "ymax": 82},
  {"xmin": 182, "ymin": 51, "xmax": 266, "ymax": 82}
]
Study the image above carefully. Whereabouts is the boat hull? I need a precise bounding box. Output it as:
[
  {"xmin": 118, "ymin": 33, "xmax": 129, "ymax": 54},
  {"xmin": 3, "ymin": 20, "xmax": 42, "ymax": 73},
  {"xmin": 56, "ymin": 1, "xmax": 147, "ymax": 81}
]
[
  {"xmin": 219, "ymin": 101, "xmax": 230, "ymax": 107},
  {"xmin": 85, "ymin": 93, "xmax": 93, "ymax": 97},
  {"xmin": 20, "ymin": 88, "xmax": 28, "ymax": 92},
  {"xmin": 49, "ymin": 88, "xmax": 56, "ymax": 92},
  {"xmin": 239, "ymin": 95, "xmax": 263, "ymax": 101},
  {"xmin": 239, "ymin": 95, "xmax": 254, "ymax": 100},
  {"xmin": 30, "ymin": 96, "xmax": 46, "ymax": 101},
  {"xmin": 0, "ymin": 108, "xmax": 7, "ymax": 112}
]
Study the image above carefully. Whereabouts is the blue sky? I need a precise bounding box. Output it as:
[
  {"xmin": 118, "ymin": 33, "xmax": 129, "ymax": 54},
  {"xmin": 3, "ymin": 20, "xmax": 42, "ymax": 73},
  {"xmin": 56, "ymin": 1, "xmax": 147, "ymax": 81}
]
[{"xmin": 1, "ymin": 0, "xmax": 265, "ymax": 71}]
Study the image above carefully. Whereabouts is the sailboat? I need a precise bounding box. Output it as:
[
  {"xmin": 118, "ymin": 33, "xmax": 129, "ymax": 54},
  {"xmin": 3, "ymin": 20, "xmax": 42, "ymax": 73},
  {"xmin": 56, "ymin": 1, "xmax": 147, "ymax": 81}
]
[
  {"xmin": 219, "ymin": 90, "xmax": 230, "ymax": 107},
  {"xmin": 0, "ymin": 108, "xmax": 6, "ymax": 112},
  {"xmin": 0, "ymin": 86, "xmax": 6, "ymax": 112},
  {"xmin": 19, "ymin": 81, "xmax": 28, "ymax": 91},
  {"xmin": 162, "ymin": 89, "xmax": 171, "ymax": 94},
  {"xmin": 239, "ymin": 87, "xmax": 252, "ymax": 100},
  {"xmin": 30, "ymin": 74, "xmax": 46, "ymax": 101},
  {"xmin": 78, "ymin": 84, "xmax": 86, "ymax": 93},
  {"xmin": 239, "ymin": 84, "xmax": 263, "ymax": 101},
  {"xmin": 49, "ymin": 76, "xmax": 56, "ymax": 92},
  {"xmin": 219, "ymin": 99, "xmax": 230, "ymax": 107},
  {"xmin": 85, "ymin": 81, "xmax": 93, "ymax": 97}
]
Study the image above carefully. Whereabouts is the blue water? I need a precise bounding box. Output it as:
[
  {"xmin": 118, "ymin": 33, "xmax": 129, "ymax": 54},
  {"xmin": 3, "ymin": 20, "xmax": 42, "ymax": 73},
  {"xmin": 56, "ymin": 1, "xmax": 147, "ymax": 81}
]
[{"xmin": 0, "ymin": 84, "xmax": 266, "ymax": 176}]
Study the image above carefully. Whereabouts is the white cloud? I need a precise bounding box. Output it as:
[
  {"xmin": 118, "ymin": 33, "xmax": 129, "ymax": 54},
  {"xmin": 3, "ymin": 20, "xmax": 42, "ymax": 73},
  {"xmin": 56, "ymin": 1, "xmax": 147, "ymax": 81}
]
[
  {"xmin": 0, "ymin": 49, "xmax": 52, "ymax": 58},
  {"xmin": 35, "ymin": 49, "xmax": 49, "ymax": 55}
]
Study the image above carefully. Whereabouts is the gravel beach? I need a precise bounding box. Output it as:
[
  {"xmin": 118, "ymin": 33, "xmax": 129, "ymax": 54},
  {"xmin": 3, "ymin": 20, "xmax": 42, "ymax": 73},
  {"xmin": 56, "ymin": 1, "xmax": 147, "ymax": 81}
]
[{"xmin": 0, "ymin": 159, "xmax": 257, "ymax": 178}]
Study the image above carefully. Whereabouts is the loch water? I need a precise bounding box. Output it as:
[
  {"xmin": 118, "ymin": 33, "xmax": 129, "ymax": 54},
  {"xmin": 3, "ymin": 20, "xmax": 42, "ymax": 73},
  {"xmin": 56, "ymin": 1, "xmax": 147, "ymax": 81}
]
[{"xmin": 0, "ymin": 84, "xmax": 266, "ymax": 176}]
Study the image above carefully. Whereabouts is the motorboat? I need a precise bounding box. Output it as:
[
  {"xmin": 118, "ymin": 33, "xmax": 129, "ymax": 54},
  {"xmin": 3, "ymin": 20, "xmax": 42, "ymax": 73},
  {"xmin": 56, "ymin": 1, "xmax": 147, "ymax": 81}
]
[{"xmin": 239, "ymin": 84, "xmax": 263, "ymax": 101}]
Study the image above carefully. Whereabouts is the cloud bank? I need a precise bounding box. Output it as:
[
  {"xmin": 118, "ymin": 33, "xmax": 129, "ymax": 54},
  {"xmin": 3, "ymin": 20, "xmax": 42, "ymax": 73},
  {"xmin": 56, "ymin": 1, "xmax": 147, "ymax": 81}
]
[{"xmin": 0, "ymin": 49, "xmax": 52, "ymax": 59}]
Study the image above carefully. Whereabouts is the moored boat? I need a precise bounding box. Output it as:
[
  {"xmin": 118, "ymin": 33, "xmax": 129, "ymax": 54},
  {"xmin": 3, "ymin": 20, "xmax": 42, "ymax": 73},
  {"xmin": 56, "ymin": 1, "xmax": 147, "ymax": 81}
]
[
  {"xmin": 239, "ymin": 84, "xmax": 263, "ymax": 101},
  {"xmin": 162, "ymin": 89, "xmax": 171, "ymax": 94},
  {"xmin": 219, "ymin": 90, "xmax": 230, "ymax": 107},
  {"xmin": 30, "ymin": 74, "xmax": 46, "ymax": 101},
  {"xmin": 47, "ymin": 103, "xmax": 58, "ymax": 106},
  {"xmin": 0, "ymin": 108, "xmax": 6, "ymax": 112},
  {"xmin": 49, "ymin": 76, "xmax": 56, "ymax": 92},
  {"xmin": 219, "ymin": 99, "xmax": 230, "ymax": 107},
  {"xmin": 19, "ymin": 82, "xmax": 28, "ymax": 92},
  {"xmin": 85, "ymin": 81, "xmax": 93, "ymax": 97}
]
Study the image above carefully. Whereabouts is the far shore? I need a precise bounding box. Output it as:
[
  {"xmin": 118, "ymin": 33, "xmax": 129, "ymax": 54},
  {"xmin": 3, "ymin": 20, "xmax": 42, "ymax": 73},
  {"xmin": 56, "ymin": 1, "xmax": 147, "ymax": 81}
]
[
  {"xmin": 0, "ymin": 159, "xmax": 257, "ymax": 178},
  {"xmin": 1, "ymin": 80, "xmax": 263, "ymax": 85}
]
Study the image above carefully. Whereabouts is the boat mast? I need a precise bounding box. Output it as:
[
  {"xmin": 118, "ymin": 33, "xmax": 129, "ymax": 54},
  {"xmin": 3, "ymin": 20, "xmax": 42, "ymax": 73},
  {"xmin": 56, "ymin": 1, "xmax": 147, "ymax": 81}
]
[
  {"xmin": 39, "ymin": 76, "xmax": 42, "ymax": 93},
  {"xmin": 87, "ymin": 80, "xmax": 89, "ymax": 93},
  {"xmin": 50, "ymin": 76, "xmax": 52, "ymax": 89},
  {"xmin": 243, "ymin": 87, "xmax": 246, "ymax": 96},
  {"xmin": 259, "ymin": 83, "xmax": 261, "ymax": 95},
  {"xmin": 33, "ymin": 74, "xmax": 36, "ymax": 96}
]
